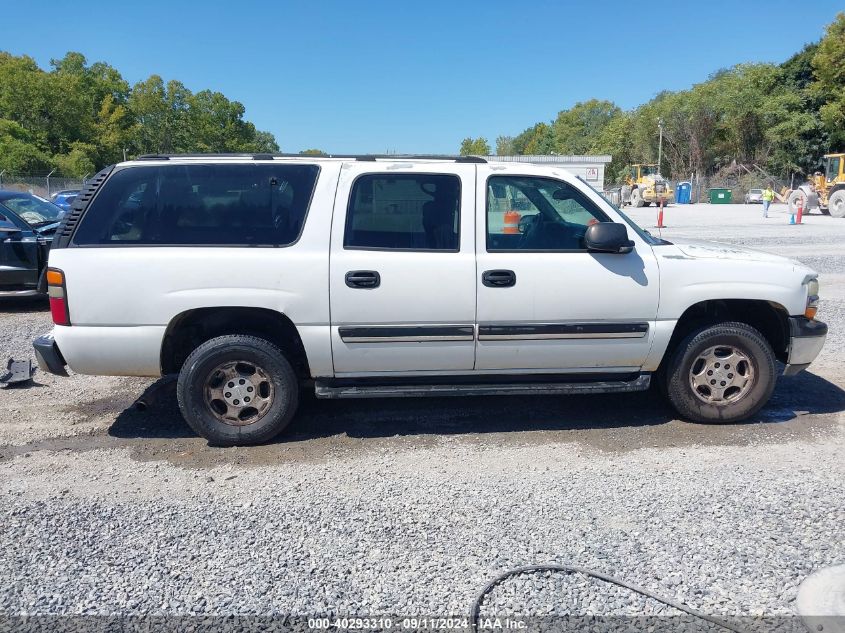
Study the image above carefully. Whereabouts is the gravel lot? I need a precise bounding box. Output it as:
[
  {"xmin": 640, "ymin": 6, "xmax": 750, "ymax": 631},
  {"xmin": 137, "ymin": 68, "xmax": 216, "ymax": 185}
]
[{"xmin": 1, "ymin": 202, "xmax": 843, "ymax": 631}]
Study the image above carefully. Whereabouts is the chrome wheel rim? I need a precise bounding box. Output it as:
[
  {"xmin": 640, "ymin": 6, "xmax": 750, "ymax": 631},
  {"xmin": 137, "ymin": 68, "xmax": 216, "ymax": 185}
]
[
  {"xmin": 203, "ymin": 360, "xmax": 274, "ymax": 426},
  {"xmin": 689, "ymin": 345, "xmax": 754, "ymax": 405}
]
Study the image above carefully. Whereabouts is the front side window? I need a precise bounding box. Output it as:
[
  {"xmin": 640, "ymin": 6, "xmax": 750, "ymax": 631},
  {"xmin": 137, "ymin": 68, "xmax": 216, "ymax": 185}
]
[
  {"xmin": 487, "ymin": 176, "xmax": 609, "ymax": 251},
  {"xmin": 344, "ymin": 174, "xmax": 460, "ymax": 251},
  {"xmin": 73, "ymin": 163, "xmax": 319, "ymax": 246}
]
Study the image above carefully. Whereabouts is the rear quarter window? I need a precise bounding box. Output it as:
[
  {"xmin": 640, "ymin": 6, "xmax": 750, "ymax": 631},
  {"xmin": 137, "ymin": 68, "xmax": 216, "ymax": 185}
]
[{"xmin": 73, "ymin": 163, "xmax": 320, "ymax": 246}]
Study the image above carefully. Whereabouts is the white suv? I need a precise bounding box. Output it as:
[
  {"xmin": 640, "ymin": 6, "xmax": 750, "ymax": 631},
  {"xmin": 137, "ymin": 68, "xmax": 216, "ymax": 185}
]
[{"xmin": 33, "ymin": 155, "xmax": 827, "ymax": 445}]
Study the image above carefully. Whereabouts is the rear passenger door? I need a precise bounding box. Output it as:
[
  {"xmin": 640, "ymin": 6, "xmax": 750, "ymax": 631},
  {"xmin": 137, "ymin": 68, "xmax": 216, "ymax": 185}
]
[{"xmin": 329, "ymin": 163, "xmax": 476, "ymax": 374}]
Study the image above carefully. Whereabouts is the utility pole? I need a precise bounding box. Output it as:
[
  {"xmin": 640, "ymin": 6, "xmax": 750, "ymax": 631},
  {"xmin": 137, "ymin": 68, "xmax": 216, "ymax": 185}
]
[
  {"xmin": 657, "ymin": 118, "xmax": 664, "ymax": 175},
  {"xmin": 123, "ymin": 148, "xmax": 127, "ymax": 161},
  {"xmin": 0, "ymin": 170, "xmax": 5, "ymax": 189}
]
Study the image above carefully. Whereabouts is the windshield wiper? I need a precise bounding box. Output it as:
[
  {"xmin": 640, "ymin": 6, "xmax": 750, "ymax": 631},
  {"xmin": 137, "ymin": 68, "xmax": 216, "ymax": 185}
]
[{"xmin": 31, "ymin": 220, "xmax": 60, "ymax": 228}]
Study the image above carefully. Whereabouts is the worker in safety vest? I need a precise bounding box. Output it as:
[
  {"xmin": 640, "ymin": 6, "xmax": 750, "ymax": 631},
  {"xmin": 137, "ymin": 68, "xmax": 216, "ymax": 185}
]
[{"xmin": 762, "ymin": 184, "xmax": 775, "ymax": 218}]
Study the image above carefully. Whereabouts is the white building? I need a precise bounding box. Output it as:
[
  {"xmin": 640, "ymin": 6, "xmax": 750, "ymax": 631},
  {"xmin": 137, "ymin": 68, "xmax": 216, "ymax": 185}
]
[{"xmin": 484, "ymin": 155, "xmax": 612, "ymax": 191}]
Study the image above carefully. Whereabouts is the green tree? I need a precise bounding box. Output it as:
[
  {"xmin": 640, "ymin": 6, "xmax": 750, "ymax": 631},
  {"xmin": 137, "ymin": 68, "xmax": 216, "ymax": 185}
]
[
  {"xmin": 510, "ymin": 123, "xmax": 554, "ymax": 155},
  {"xmin": 299, "ymin": 149, "xmax": 326, "ymax": 155},
  {"xmin": 812, "ymin": 12, "xmax": 845, "ymax": 146},
  {"xmin": 53, "ymin": 141, "xmax": 97, "ymax": 177},
  {"xmin": 552, "ymin": 99, "xmax": 622, "ymax": 154},
  {"xmin": 0, "ymin": 118, "xmax": 51, "ymax": 173},
  {"xmin": 0, "ymin": 50, "xmax": 279, "ymax": 173},
  {"xmin": 495, "ymin": 135, "xmax": 515, "ymax": 155},
  {"xmin": 459, "ymin": 137, "xmax": 491, "ymax": 155}
]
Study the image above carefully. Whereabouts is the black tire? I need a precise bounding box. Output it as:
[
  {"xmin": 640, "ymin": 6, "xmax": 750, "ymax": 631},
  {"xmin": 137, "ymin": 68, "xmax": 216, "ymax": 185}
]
[
  {"xmin": 631, "ymin": 188, "xmax": 645, "ymax": 208},
  {"xmin": 177, "ymin": 334, "xmax": 299, "ymax": 446},
  {"xmin": 664, "ymin": 322, "xmax": 776, "ymax": 423},
  {"xmin": 829, "ymin": 189, "xmax": 845, "ymax": 218}
]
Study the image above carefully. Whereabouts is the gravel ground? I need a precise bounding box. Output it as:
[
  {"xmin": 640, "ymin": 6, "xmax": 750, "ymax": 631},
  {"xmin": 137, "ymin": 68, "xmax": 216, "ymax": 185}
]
[{"xmin": 1, "ymin": 202, "xmax": 843, "ymax": 631}]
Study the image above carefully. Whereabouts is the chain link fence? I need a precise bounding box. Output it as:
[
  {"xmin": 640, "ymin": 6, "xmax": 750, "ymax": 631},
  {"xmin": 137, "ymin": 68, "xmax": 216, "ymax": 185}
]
[{"xmin": 0, "ymin": 173, "xmax": 87, "ymax": 199}]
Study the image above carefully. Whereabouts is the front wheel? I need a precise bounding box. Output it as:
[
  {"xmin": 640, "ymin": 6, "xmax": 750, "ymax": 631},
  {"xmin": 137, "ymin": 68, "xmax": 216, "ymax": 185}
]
[
  {"xmin": 787, "ymin": 190, "xmax": 806, "ymax": 215},
  {"xmin": 828, "ymin": 189, "xmax": 845, "ymax": 218},
  {"xmin": 664, "ymin": 322, "xmax": 776, "ymax": 423},
  {"xmin": 631, "ymin": 188, "xmax": 644, "ymax": 207},
  {"xmin": 177, "ymin": 334, "xmax": 299, "ymax": 446}
]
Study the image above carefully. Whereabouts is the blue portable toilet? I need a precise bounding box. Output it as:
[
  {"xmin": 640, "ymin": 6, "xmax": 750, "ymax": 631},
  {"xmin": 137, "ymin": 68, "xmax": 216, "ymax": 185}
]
[{"xmin": 676, "ymin": 181, "xmax": 692, "ymax": 204}]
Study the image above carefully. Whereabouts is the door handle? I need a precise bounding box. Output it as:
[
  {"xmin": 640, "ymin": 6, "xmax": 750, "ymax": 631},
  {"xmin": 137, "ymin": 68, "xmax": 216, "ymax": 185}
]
[
  {"xmin": 482, "ymin": 269, "xmax": 516, "ymax": 288},
  {"xmin": 345, "ymin": 270, "xmax": 381, "ymax": 289}
]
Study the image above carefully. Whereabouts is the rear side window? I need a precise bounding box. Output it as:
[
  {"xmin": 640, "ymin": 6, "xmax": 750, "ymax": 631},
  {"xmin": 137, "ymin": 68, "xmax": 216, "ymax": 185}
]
[
  {"xmin": 344, "ymin": 174, "xmax": 460, "ymax": 250},
  {"xmin": 73, "ymin": 163, "xmax": 319, "ymax": 246}
]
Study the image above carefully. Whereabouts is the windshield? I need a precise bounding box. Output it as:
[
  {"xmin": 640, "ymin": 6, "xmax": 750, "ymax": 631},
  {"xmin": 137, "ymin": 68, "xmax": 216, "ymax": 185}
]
[
  {"xmin": 0, "ymin": 194, "xmax": 63, "ymax": 227},
  {"xmin": 577, "ymin": 176, "xmax": 669, "ymax": 246},
  {"xmin": 826, "ymin": 156, "xmax": 841, "ymax": 181},
  {"xmin": 750, "ymin": 189, "xmax": 762, "ymax": 194},
  {"xmin": 641, "ymin": 165, "xmax": 658, "ymax": 176}
]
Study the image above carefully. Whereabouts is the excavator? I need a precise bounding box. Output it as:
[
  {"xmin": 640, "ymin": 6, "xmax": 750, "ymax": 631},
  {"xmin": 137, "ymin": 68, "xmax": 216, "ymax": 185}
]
[
  {"xmin": 621, "ymin": 164, "xmax": 674, "ymax": 207},
  {"xmin": 784, "ymin": 153, "xmax": 845, "ymax": 218}
]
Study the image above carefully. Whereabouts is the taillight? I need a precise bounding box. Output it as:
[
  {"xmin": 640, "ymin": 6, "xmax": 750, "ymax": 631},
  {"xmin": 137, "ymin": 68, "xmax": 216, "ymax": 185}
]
[{"xmin": 46, "ymin": 268, "xmax": 71, "ymax": 326}]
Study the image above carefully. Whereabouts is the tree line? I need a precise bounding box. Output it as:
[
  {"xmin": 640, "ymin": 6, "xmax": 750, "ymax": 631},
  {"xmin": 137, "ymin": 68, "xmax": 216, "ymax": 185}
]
[
  {"xmin": 462, "ymin": 12, "xmax": 845, "ymax": 184},
  {"xmin": 0, "ymin": 51, "xmax": 279, "ymax": 177}
]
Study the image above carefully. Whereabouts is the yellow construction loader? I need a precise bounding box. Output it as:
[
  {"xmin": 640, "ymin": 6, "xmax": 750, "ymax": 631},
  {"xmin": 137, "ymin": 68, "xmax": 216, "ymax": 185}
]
[
  {"xmin": 784, "ymin": 153, "xmax": 845, "ymax": 218},
  {"xmin": 621, "ymin": 164, "xmax": 674, "ymax": 207}
]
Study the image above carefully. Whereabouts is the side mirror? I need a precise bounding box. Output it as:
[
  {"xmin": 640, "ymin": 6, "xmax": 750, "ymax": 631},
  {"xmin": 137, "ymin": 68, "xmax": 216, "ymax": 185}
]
[{"xmin": 584, "ymin": 222, "xmax": 634, "ymax": 254}]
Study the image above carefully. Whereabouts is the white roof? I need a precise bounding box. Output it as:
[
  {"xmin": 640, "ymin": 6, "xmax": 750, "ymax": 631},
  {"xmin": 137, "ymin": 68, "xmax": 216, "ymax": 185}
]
[{"xmin": 486, "ymin": 155, "xmax": 612, "ymax": 164}]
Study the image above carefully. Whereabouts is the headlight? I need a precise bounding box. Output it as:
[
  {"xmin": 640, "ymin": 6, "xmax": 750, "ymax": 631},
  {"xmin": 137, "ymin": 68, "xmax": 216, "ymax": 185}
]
[{"xmin": 805, "ymin": 278, "xmax": 820, "ymax": 319}]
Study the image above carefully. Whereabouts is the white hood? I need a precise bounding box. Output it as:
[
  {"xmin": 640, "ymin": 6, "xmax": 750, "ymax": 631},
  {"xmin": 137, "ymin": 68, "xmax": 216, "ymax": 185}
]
[{"xmin": 672, "ymin": 240, "xmax": 806, "ymax": 268}]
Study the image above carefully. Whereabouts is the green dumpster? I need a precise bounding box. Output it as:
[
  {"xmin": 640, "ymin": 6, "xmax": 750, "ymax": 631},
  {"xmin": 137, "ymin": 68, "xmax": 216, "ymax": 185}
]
[{"xmin": 709, "ymin": 188, "xmax": 732, "ymax": 204}]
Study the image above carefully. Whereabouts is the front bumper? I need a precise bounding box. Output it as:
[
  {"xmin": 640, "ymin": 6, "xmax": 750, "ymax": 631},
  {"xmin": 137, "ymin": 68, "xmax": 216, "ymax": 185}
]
[
  {"xmin": 33, "ymin": 331, "xmax": 68, "ymax": 377},
  {"xmin": 783, "ymin": 317, "xmax": 827, "ymax": 376}
]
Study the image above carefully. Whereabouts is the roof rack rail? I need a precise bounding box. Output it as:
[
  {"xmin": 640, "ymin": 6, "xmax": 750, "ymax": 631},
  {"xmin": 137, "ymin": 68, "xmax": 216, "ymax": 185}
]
[{"xmin": 132, "ymin": 153, "xmax": 487, "ymax": 164}]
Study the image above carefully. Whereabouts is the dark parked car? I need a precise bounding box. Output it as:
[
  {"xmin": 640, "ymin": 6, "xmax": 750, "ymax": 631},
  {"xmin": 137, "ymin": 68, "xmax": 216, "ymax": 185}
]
[
  {"xmin": 0, "ymin": 191, "xmax": 64, "ymax": 297},
  {"xmin": 50, "ymin": 189, "xmax": 81, "ymax": 213}
]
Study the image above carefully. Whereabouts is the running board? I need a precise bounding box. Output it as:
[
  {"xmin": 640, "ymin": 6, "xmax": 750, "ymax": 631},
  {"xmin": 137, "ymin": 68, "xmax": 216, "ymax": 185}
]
[{"xmin": 314, "ymin": 374, "xmax": 651, "ymax": 399}]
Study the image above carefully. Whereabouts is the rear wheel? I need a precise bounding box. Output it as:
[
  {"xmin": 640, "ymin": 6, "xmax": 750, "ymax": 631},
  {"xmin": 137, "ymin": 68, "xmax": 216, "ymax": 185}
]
[
  {"xmin": 177, "ymin": 334, "xmax": 299, "ymax": 446},
  {"xmin": 664, "ymin": 322, "xmax": 776, "ymax": 423},
  {"xmin": 828, "ymin": 190, "xmax": 845, "ymax": 218}
]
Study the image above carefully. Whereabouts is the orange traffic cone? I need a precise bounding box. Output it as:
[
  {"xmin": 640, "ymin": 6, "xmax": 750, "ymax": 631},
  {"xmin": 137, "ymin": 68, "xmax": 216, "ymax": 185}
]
[
  {"xmin": 796, "ymin": 197, "xmax": 803, "ymax": 225},
  {"xmin": 503, "ymin": 211, "xmax": 521, "ymax": 234},
  {"xmin": 656, "ymin": 200, "xmax": 665, "ymax": 228}
]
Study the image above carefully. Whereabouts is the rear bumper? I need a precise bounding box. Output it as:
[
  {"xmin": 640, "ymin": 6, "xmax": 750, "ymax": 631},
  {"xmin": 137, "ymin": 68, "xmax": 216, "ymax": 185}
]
[
  {"xmin": 33, "ymin": 331, "xmax": 68, "ymax": 376},
  {"xmin": 784, "ymin": 317, "xmax": 827, "ymax": 376}
]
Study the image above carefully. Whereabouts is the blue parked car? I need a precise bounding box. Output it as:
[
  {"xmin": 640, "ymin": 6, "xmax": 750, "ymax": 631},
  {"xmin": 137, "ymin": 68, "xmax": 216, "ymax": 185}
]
[{"xmin": 50, "ymin": 189, "xmax": 81, "ymax": 213}]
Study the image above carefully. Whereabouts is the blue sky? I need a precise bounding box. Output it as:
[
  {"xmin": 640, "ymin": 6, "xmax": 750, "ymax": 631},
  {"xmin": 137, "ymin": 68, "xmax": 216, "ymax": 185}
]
[{"xmin": 1, "ymin": 0, "xmax": 842, "ymax": 153}]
